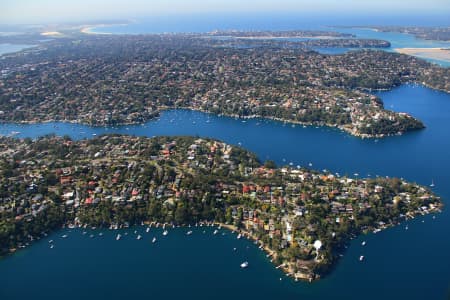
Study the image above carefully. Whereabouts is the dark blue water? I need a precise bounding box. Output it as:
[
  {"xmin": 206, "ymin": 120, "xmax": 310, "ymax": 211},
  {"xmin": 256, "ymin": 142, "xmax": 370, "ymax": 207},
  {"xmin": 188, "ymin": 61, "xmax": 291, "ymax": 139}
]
[{"xmin": 1, "ymin": 84, "xmax": 450, "ymax": 299}]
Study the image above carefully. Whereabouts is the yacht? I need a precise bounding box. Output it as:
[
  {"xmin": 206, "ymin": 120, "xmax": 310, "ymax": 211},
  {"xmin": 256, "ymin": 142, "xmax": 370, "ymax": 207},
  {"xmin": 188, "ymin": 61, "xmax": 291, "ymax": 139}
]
[
  {"xmin": 146, "ymin": 227, "xmax": 150, "ymax": 233},
  {"xmin": 61, "ymin": 234, "xmax": 68, "ymax": 238},
  {"xmin": 186, "ymin": 231, "xmax": 193, "ymax": 235},
  {"xmin": 50, "ymin": 244, "xmax": 54, "ymax": 249},
  {"xmin": 162, "ymin": 230, "xmax": 168, "ymax": 236},
  {"xmin": 137, "ymin": 235, "xmax": 142, "ymax": 240},
  {"xmin": 359, "ymin": 255, "xmax": 364, "ymax": 261},
  {"xmin": 213, "ymin": 229, "xmax": 218, "ymax": 235},
  {"xmin": 361, "ymin": 241, "xmax": 366, "ymax": 246},
  {"xmin": 152, "ymin": 237, "xmax": 156, "ymax": 243},
  {"xmin": 240, "ymin": 261, "xmax": 249, "ymax": 268},
  {"xmin": 116, "ymin": 234, "xmax": 121, "ymax": 240},
  {"xmin": 237, "ymin": 233, "xmax": 242, "ymax": 239}
]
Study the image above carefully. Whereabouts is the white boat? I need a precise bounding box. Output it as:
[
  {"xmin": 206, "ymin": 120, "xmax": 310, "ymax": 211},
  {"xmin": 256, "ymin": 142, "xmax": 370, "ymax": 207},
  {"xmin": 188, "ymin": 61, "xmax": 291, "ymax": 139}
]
[
  {"xmin": 240, "ymin": 261, "xmax": 249, "ymax": 268},
  {"xmin": 137, "ymin": 235, "xmax": 142, "ymax": 240},
  {"xmin": 359, "ymin": 255, "xmax": 364, "ymax": 261},
  {"xmin": 49, "ymin": 240, "xmax": 53, "ymax": 244},
  {"xmin": 152, "ymin": 237, "xmax": 156, "ymax": 243},
  {"xmin": 237, "ymin": 233, "xmax": 242, "ymax": 239},
  {"xmin": 61, "ymin": 234, "xmax": 68, "ymax": 238},
  {"xmin": 146, "ymin": 227, "xmax": 150, "ymax": 233},
  {"xmin": 186, "ymin": 231, "xmax": 193, "ymax": 235},
  {"xmin": 430, "ymin": 180, "xmax": 435, "ymax": 187},
  {"xmin": 162, "ymin": 230, "xmax": 168, "ymax": 236},
  {"xmin": 361, "ymin": 241, "xmax": 366, "ymax": 246},
  {"xmin": 116, "ymin": 234, "xmax": 121, "ymax": 240},
  {"xmin": 213, "ymin": 229, "xmax": 218, "ymax": 235},
  {"xmin": 50, "ymin": 244, "xmax": 54, "ymax": 249}
]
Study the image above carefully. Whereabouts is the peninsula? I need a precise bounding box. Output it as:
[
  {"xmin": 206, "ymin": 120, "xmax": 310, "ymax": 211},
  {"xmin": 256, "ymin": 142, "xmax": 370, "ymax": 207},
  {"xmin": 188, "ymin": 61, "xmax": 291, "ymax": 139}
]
[
  {"xmin": 0, "ymin": 135, "xmax": 442, "ymax": 281},
  {"xmin": 1, "ymin": 32, "xmax": 448, "ymax": 137},
  {"xmin": 370, "ymin": 26, "xmax": 450, "ymax": 42}
]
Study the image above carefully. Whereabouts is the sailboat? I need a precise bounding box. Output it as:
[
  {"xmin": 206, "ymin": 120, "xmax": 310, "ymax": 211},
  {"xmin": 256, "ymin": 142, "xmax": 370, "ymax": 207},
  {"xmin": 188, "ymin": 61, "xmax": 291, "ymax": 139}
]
[{"xmin": 430, "ymin": 179, "xmax": 435, "ymax": 187}]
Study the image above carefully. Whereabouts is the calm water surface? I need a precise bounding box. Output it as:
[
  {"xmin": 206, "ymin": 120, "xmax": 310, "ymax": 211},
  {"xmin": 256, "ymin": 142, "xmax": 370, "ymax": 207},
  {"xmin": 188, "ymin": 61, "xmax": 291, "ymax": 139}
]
[
  {"xmin": 1, "ymin": 84, "xmax": 450, "ymax": 299},
  {"xmin": 0, "ymin": 43, "xmax": 35, "ymax": 56},
  {"xmin": 91, "ymin": 16, "xmax": 450, "ymax": 66}
]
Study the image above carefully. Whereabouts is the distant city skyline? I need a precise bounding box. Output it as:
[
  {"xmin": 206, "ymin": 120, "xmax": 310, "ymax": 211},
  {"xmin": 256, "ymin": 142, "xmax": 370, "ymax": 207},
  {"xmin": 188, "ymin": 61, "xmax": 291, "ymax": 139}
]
[{"xmin": 1, "ymin": 0, "xmax": 450, "ymax": 24}]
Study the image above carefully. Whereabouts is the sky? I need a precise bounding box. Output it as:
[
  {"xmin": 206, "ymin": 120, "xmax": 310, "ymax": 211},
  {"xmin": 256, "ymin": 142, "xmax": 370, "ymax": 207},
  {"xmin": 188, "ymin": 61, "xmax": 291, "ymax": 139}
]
[{"xmin": 1, "ymin": 0, "xmax": 450, "ymax": 24}]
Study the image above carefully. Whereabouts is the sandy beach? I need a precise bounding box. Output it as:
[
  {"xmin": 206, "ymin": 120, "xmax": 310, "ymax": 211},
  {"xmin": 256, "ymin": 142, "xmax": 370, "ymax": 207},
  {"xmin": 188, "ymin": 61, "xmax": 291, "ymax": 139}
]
[
  {"xmin": 41, "ymin": 31, "xmax": 63, "ymax": 36},
  {"xmin": 80, "ymin": 27, "xmax": 95, "ymax": 34},
  {"xmin": 395, "ymin": 47, "xmax": 450, "ymax": 62},
  {"xmin": 80, "ymin": 23, "xmax": 129, "ymax": 35}
]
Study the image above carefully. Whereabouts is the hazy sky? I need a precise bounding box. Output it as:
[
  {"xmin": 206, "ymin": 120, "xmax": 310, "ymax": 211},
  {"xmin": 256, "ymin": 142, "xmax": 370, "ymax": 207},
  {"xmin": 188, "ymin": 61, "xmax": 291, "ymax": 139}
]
[{"xmin": 1, "ymin": 0, "xmax": 450, "ymax": 24}]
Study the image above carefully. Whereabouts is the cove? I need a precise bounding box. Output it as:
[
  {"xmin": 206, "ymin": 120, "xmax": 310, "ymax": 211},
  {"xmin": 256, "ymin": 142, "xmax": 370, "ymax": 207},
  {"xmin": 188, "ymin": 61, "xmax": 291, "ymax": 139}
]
[{"xmin": 0, "ymin": 84, "xmax": 450, "ymax": 299}]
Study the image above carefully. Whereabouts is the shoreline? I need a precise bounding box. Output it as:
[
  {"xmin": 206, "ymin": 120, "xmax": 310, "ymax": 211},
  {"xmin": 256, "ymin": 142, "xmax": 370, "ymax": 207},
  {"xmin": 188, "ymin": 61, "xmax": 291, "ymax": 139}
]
[
  {"xmin": 4, "ymin": 207, "xmax": 442, "ymax": 283},
  {"xmin": 80, "ymin": 23, "xmax": 129, "ymax": 35},
  {"xmin": 0, "ymin": 135, "xmax": 443, "ymax": 283},
  {"xmin": 0, "ymin": 104, "xmax": 422, "ymax": 140},
  {"xmin": 395, "ymin": 47, "xmax": 450, "ymax": 63}
]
